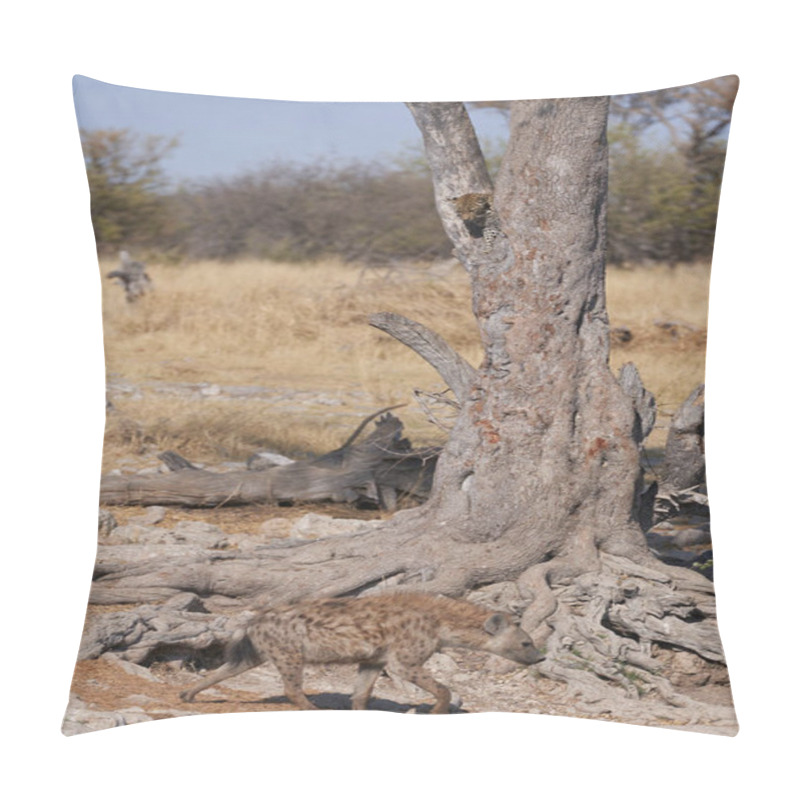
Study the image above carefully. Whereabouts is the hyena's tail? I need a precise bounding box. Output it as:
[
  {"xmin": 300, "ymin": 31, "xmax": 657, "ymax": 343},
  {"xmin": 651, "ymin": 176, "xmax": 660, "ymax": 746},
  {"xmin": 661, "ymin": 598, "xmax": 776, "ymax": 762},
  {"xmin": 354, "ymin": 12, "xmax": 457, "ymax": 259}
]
[
  {"xmin": 225, "ymin": 629, "xmax": 262, "ymax": 669},
  {"xmin": 179, "ymin": 628, "xmax": 264, "ymax": 702}
]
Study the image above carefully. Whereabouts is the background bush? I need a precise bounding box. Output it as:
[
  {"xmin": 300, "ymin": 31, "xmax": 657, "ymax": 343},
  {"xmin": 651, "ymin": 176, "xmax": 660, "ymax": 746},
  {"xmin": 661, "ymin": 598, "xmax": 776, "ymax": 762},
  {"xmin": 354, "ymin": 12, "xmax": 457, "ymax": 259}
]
[{"xmin": 81, "ymin": 78, "xmax": 735, "ymax": 266}]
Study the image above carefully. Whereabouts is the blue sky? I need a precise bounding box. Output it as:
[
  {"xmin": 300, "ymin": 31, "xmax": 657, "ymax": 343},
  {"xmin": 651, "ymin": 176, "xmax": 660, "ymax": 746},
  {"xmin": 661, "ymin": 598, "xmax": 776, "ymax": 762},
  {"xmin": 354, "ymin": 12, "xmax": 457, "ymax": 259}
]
[{"xmin": 73, "ymin": 75, "xmax": 511, "ymax": 184}]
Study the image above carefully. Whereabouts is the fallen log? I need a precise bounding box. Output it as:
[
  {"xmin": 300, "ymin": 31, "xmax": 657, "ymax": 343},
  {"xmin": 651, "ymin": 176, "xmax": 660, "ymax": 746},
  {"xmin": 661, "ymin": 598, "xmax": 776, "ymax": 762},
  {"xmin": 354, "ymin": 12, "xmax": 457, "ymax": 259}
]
[{"xmin": 100, "ymin": 410, "xmax": 438, "ymax": 508}]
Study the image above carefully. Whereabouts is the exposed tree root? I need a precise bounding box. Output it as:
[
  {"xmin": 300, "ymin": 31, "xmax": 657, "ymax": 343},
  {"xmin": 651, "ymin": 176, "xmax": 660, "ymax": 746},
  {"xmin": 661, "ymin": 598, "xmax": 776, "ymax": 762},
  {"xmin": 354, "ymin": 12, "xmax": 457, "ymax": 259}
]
[
  {"xmin": 514, "ymin": 549, "xmax": 735, "ymax": 733},
  {"xmin": 86, "ymin": 508, "xmax": 735, "ymax": 733}
]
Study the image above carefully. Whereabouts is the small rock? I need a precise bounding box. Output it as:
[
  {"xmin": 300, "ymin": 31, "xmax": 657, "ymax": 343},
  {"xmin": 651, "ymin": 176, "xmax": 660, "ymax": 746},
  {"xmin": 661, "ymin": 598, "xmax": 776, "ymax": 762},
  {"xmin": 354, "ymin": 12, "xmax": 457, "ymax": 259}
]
[
  {"xmin": 147, "ymin": 707, "xmax": 196, "ymax": 718},
  {"xmin": 103, "ymin": 524, "xmax": 155, "ymax": 545},
  {"xmin": 129, "ymin": 506, "xmax": 167, "ymax": 526},
  {"xmin": 248, "ymin": 452, "xmax": 295, "ymax": 470},
  {"xmin": 61, "ymin": 696, "xmax": 153, "ymax": 735},
  {"xmin": 670, "ymin": 651, "xmax": 712, "ymax": 686},
  {"xmin": 484, "ymin": 654, "xmax": 524, "ymax": 675},
  {"xmin": 163, "ymin": 592, "xmax": 208, "ymax": 613},
  {"xmin": 291, "ymin": 513, "xmax": 378, "ymax": 539},
  {"xmin": 118, "ymin": 705, "xmax": 147, "ymax": 714},
  {"xmin": 673, "ymin": 527, "xmax": 712, "ymax": 548},
  {"xmin": 62, "ymin": 706, "xmax": 124, "ymax": 735},
  {"xmin": 99, "ymin": 654, "xmax": 161, "ymax": 682},
  {"xmin": 649, "ymin": 520, "xmax": 674, "ymax": 532},
  {"xmin": 124, "ymin": 695, "xmax": 157, "ymax": 706},
  {"xmin": 120, "ymin": 708, "xmax": 155, "ymax": 724},
  {"xmin": 200, "ymin": 384, "xmax": 222, "ymax": 396},
  {"xmin": 98, "ymin": 509, "xmax": 118, "ymax": 536},
  {"xmin": 258, "ymin": 518, "xmax": 293, "ymax": 537},
  {"xmin": 136, "ymin": 466, "xmax": 164, "ymax": 476},
  {"xmin": 172, "ymin": 520, "xmax": 222, "ymax": 534},
  {"xmin": 169, "ymin": 521, "xmax": 227, "ymax": 548},
  {"xmin": 672, "ymin": 651, "xmax": 702, "ymax": 674}
]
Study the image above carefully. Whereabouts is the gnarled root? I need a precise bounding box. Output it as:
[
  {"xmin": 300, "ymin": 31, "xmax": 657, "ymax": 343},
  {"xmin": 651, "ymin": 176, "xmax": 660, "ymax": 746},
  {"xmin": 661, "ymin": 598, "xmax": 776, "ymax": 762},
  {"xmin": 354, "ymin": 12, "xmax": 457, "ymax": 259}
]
[{"xmin": 515, "ymin": 551, "xmax": 737, "ymax": 734}]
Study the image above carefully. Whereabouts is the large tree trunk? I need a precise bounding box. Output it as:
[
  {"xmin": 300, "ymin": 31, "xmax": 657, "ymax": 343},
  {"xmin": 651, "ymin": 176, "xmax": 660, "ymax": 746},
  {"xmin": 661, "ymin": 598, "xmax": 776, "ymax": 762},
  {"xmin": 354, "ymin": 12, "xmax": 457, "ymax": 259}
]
[
  {"xmin": 90, "ymin": 100, "xmax": 735, "ymax": 732},
  {"xmin": 407, "ymin": 99, "xmax": 645, "ymax": 554}
]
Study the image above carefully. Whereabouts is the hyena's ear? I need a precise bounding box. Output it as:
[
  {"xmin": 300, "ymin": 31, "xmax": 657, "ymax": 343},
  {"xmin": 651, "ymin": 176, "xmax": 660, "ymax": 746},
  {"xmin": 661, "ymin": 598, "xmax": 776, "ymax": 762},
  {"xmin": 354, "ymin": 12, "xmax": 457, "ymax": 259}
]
[{"xmin": 483, "ymin": 613, "xmax": 509, "ymax": 635}]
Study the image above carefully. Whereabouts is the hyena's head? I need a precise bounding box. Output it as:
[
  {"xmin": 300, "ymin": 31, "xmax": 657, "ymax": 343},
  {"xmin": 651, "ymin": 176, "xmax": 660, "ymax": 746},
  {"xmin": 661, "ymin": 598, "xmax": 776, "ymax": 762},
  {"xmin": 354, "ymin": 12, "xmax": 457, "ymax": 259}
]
[{"xmin": 482, "ymin": 613, "xmax": 545, "ymax": 665}]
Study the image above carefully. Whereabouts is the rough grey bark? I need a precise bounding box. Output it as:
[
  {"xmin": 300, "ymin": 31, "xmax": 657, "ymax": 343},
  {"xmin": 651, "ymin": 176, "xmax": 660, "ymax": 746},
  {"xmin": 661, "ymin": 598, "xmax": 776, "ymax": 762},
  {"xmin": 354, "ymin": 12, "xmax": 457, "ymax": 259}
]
[
  {"xmin": 618, "ymin": 361, "xmax": 658, "ymax": 531},
  {"xmin": 89, "ymin": 100, "xmax": 735, "ymax": 732},
  {"xmin": 661, "ymin": 384, "xmax": 706, "ymax": 492},
  {"xmin": 652, "ymin": 383, "xmax": 710, "ymax": 524},
  {"xmin": 405, "ymin": 99, "xmax": 650, "ymax": 569},
  {"xmin": 406, "ymin": 102, "xmax": 495, "ymax": 265}
]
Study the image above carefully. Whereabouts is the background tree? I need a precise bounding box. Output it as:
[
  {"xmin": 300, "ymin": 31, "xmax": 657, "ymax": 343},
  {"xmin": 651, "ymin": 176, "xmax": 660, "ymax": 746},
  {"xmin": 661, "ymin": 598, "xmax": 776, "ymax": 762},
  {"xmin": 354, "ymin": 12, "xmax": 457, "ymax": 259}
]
[
  {"xmin": 607, "ymin": 76, "xmax": 736, "ymax": 264},
  {"xmin": 174, "ymin": 160, "xmax": 451, "ymax": 263},
  {"xmin": 610, "ymin": 76, "xmax": 737, "ymax": 150},
  {"xmin": 473, "ymin": 78, "xmax": 735, "ymax": 266},
  {"xmin": 81, "ymin": 128, "xmax": 177, "ymax": 253},
  {"xmin": 82, "ymin": 80, "xmax": 733, "ymax": 267},
  {"xmin": 606, "ymin": 125, "xmax": 706, "ymax": 264}
]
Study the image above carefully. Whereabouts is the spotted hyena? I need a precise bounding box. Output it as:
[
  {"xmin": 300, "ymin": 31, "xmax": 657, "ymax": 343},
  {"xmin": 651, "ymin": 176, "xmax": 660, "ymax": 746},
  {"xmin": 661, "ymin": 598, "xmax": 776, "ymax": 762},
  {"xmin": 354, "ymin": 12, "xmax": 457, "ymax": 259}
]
[{"xmin": 180, "ymin": 593, "xmax": 544, "ymax": 713}]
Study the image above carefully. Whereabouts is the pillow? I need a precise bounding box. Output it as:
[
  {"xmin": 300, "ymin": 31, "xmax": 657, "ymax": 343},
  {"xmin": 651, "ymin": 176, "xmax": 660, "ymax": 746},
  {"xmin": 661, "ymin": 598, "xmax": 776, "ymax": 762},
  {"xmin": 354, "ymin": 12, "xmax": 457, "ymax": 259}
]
[{"xmin": 64, "ymin": 75, "xmax": 738, "ymax": 736}]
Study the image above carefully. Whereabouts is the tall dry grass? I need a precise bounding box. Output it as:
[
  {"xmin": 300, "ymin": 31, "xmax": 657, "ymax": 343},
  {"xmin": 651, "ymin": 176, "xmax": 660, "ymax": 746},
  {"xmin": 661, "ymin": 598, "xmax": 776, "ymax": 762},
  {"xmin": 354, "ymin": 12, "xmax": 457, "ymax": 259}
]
[
  {"xmin": 102, "ymin": 258, "xmax": 481, "ymax": 387},
  {"xmin": 100, "ymin": 258, "xmax": 710, "ymax": 469},
  {"xmin": 606, "ymin": 263, "xmax": 710, "ymax": 433}
]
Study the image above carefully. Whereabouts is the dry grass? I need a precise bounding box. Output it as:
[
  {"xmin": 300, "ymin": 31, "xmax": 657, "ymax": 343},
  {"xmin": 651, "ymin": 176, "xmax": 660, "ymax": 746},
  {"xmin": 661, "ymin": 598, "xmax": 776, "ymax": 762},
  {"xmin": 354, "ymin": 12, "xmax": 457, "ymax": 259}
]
[
  {"xmin": 102, "ymin": 258, "xmax": 480, "ymax": 388},
  {"xmin": 606, "ymin": 263, "xmax": 710, "ymax": 426},
  {"xmin": 100, "ymin": 258, "xmax": 710, "ymax": 468}
]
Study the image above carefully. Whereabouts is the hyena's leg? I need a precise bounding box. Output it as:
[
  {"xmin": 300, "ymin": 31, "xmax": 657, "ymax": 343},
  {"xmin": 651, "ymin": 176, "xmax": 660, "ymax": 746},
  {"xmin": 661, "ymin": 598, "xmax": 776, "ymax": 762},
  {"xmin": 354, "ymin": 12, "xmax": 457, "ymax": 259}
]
[
  {"xmin": 351, "ymin": 663, "xmax": 383, "ymax": 710},
  {"xmin": 179, "ymin": 659, "xmax": 261, "ymax": 703},
  {"xmin": 390, "ymin": 659, "xmax": 452, "ymax": 714},
  {"xmin": 271, "ymin": 651, "xmax": 316, "ymax": 710}
]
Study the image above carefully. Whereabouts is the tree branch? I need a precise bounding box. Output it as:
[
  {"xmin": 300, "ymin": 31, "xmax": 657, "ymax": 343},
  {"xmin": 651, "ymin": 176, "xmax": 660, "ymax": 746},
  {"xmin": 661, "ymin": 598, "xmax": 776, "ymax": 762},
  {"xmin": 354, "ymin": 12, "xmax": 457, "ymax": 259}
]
[
  {"xmin": 369, "ymin": 312, "xmax": 477, "ymax": 404},
  {"xmin": 406, "ymin": 102, "xmax": 494, "ymax": 264}
]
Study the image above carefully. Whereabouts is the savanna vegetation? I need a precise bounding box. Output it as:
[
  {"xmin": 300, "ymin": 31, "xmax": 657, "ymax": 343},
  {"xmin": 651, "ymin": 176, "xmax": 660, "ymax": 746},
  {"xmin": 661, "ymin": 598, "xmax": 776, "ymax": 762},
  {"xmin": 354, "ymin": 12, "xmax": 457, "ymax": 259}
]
[
  {"xmin": 71, "ymin": 81, "xmax": 738, "ymax": 735},
  {"xmin": 101, "ymin": 257, "xmax": 710, "ymax": 471},
  {"xmin": 93, "ymin": 78, "xmax": 733, "ymax": 469},
  {"xmin": 82, "ymin": 79, "xmax": 735, "ymax": 267}
]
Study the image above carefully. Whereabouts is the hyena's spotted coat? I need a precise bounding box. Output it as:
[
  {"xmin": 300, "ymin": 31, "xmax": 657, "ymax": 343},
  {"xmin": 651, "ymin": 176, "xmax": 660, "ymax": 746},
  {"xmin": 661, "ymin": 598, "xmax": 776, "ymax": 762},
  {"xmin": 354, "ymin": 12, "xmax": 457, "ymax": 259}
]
[{"xmin": 180, "ymin": 593, "xmax": 544, "ymax": 713}]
